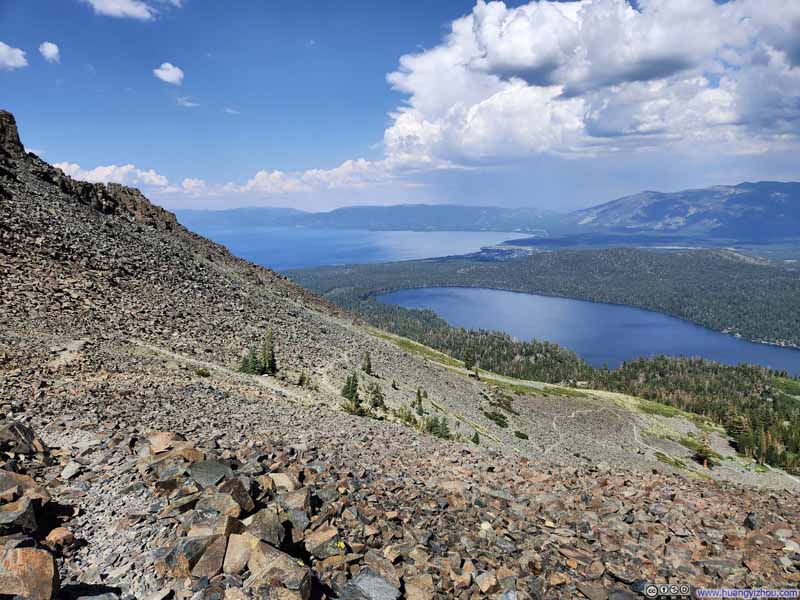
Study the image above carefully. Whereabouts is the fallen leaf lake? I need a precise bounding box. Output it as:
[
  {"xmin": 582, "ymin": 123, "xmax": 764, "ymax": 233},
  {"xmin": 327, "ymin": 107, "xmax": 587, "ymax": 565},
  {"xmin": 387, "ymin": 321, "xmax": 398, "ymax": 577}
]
[{"xmin": 377, "ymin": 287, "xmax": 800, "ymax": 376}]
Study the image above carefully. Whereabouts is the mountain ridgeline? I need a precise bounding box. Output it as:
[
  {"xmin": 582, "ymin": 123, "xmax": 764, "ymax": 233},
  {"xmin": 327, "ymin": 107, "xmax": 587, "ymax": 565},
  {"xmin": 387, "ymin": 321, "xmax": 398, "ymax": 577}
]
[
  {"xmin": 177, "ymin": 204, "xmax": 553, "ymax": 233},
  {"xmin": 568, "ymin": 181, "xmax": 800, "ymax": 240},
  {"xmin": 178, "ymin": 180, "xmax": 800, "ymax": 244}
]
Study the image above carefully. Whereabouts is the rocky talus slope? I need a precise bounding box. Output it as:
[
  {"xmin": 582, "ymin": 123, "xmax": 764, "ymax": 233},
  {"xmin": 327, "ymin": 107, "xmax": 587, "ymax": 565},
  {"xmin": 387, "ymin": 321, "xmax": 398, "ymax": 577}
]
[{"xmin": 1, "ymin": 109, "xmax": 799, "ymax": 598}]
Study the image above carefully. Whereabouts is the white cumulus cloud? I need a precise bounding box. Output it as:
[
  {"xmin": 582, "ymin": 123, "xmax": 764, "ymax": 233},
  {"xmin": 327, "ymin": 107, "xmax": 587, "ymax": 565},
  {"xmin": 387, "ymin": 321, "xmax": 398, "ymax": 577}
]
[
  {"xmin": 82, "ymin": 0, "xmax": 155, "ymax": 20},
  {"xmin": 153, "ymin": 62, "xmax": 184, "ymax": 85},
  {"xmin": 0, "ymin": 42, "xmax": 28, "ymax": 70},
  {"xmin": 54, "ymin": 162, "xmax": 169, "ymax": 187},
  {"xmin": 39, "ymin": 42, "xmax": 60, "ymax": 64},
  {"xmin": 381, "ymin": 0, "xmax": 800, "ymax": 165},
  {"xmin": 66, "ymin": 0, "xmax": 800, "ymax": 209},
  {"xmin": 181, "ymin": 178, "xmax": 206, "ymax": 193}
]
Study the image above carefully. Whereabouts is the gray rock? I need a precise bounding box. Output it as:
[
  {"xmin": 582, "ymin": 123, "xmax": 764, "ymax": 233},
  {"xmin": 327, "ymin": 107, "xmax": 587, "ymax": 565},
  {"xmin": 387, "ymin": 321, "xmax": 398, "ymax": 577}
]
[
  {"xmin": 189, "ymin": 460, "xmax": 233, "ymax": 488},
  {"xmin": 339, "ymin": 569, "xmax": 401, "ymax": 600},
  {"xmin": 744, "ymin": 512, "xmax": 761, "ymax": 530}
]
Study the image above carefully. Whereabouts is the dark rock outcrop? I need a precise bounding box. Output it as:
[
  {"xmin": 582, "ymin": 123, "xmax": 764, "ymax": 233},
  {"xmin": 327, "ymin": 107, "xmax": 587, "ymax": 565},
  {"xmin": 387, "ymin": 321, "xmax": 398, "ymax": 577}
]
[{"xmin": 0, "ymin": 110, "xmax": 24, "ymax": 160}]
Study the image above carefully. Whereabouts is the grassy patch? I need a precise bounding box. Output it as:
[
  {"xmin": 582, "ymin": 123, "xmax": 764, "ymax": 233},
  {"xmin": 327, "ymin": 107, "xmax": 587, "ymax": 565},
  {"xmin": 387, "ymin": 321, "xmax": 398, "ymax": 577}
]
[
  {"xmin": 690, "ymin": 470, "xmax": 715, "ymax": 481},
  {"xmin": 754, "ymin": 463, "xmax": 770, "ymax": 473},
  {"xmin": 655, "ymin": 452, "xmax": 686, "ymax": 470},
  {"xmin": 369, "ymin": 328, "xmax": 463, "ymax": 368},
  {"xmin": 194, "ymin": 367, "xmax": 211, "ymax": 377},
  {"xmin": 637, "ymin": 399, "xmax": 683, "ymax": 418},
  {"xmin": 429, "ymin": 398, "xmax": 445, "ymax": 412},
  {"xmin": 773, "ymin": 377, "xmax": 800, "ymax": 398},
  {"xmin": 544, "ymin": 385, "xmax": 589, "ymax": 398},
  {"xmin": 636, "ymin": 399, "xmax": 724, "ymax": 434},
  {"xmin": 479, "ymin": 377, "xmax": 535, "ymax": 395}
]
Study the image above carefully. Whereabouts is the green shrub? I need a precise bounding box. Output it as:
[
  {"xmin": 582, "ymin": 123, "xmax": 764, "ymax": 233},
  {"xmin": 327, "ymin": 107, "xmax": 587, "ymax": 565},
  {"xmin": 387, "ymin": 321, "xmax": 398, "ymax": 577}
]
[{"xmin": 482, "ymin": 409, "xmax": 508, "ymax": 428}]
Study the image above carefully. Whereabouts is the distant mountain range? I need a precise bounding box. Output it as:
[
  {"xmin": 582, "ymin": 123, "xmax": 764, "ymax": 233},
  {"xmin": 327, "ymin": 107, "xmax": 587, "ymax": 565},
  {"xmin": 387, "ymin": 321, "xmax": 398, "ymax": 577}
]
[
  {"xmin": 177, "ymin": 181, "xmax": 799, "ymax": 243},
  {"xmin": 569, "ymin": 181, "xmax": 800, "ymax": 241},
  {"xmin": 176, "ymin": 204, "xmax": 553, "ymax": 233}
]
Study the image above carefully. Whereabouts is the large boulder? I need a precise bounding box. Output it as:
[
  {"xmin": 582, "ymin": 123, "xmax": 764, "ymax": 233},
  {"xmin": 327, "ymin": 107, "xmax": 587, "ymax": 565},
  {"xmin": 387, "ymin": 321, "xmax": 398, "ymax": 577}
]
[
  {"xmin": 0, "ymin": 421, "xmax": 47, "ymax": 455},
  {"xmin": 0, "ymin": 546, "xmax": 60, "ymax": 599}
]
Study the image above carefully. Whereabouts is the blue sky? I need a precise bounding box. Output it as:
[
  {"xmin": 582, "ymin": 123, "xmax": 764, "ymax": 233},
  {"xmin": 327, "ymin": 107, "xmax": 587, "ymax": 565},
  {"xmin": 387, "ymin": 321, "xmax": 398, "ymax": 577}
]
[{"xmin": 1, "ymin": 0, "xmax": 799, "ymax": 211}]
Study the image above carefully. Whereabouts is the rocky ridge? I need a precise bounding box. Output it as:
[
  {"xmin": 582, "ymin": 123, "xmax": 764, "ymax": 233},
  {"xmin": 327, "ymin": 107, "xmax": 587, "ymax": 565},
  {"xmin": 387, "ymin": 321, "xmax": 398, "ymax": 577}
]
[{"xmin": 1, "ymin": 110, "xmax": 799, "ymax": 598}]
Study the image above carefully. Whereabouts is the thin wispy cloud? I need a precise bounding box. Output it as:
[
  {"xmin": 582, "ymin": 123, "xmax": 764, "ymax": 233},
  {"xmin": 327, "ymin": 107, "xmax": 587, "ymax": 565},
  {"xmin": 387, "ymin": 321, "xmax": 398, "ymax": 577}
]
[{"xmin": 176, "ymin": 96, "xmax": 199, "ymax": 108}]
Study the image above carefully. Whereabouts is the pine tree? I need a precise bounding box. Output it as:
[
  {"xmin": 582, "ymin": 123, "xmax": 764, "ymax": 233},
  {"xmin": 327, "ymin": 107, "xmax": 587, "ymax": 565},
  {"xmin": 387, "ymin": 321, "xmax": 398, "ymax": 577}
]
[
  {"xmin": 263, "ymin": 328, "xmax": 277, "ymax": 375},
  {"xmin": 341, "ymin": 372, "xmax": 364, "ymax": 415},
  {"xmin": 693, "ymin": 433, "xmax": 718, "ymax": 469},
  {"xmin": 437, "ymin": 417, "xmax": 451, "ymax": 439},
  {"xmin": 241, "ymin": 347, "xmax": 260, "ymax": 374},
  {"xmin": 758, "ymin": 429, "xmax": 768, "ymax": 465},
  {"xmin": 341, "ymin": 372, "xmax": 360, "ymax": 402},
  {"xmin": 362, "ymin": 351, "xmax": 372, "ymax": 375},
  {"xmin": 463, "ymin": 351, "xmax": 475, "ymax": 371},
  {"xmin": 415, "ymin": 388, "xmax": 424, "ymax": 416},
  {"xmin": 368, "ymin": 382, "xmax": 385, "ymax": 409}
]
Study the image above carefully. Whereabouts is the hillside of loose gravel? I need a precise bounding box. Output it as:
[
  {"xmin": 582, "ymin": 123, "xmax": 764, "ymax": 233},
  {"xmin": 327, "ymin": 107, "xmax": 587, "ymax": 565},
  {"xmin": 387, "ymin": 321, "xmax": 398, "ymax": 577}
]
[{"xmin": 1, "ymin": 109, "xmax": 798, "ymax": 598}]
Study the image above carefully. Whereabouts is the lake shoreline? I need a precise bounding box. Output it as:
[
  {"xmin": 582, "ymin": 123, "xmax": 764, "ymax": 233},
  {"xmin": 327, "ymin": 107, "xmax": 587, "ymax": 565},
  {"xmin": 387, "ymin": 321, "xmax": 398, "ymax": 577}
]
[
  {"xmin": 374, "ymin": 283, "xmax": 800, "ymax": 351},
  {"xmin": 376, "ymin": 286, "xmax": 800, "ymax": 374}
]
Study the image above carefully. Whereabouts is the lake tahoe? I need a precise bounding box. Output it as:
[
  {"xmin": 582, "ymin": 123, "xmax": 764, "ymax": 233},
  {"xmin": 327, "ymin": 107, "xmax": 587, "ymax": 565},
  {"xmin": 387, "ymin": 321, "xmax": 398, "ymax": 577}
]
[
  {"xmin": 178, "ymin": 224, "xmax": 517, "ymax": 271},
  {"xmin": 378, "ymin": 287, "xmax": 800, "ymax": 375}
]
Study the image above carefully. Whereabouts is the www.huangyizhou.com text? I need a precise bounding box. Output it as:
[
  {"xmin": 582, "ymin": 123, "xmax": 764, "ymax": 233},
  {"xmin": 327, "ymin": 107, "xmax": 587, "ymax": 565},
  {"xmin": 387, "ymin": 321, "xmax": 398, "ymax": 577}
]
[{"xmin": 694, "ymin": 590, "xmax": 799, "ymax": 599}]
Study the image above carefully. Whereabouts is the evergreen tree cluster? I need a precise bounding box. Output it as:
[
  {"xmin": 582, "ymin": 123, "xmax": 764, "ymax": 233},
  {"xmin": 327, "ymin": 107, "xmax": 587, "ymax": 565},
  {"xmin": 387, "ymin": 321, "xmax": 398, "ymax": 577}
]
[
  {"xmin": 240, "ymin": 328, "xmax": 278, "ymax": 375},
  {"xmin": 367, "ymin": 381, "xmax": 385, "ymax": 409},
  {"xmin": 422, "ymin": 415, "xmax": 452, "ymax": 440},
  {"xmin": 341, "ymin": 372, "xmax": 367, "ymax": 416}
]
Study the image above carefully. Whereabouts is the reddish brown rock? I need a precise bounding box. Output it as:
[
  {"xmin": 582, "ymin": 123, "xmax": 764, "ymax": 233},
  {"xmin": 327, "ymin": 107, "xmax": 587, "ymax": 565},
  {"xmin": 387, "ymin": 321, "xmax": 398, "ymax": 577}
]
[{"xmin": 0, "ymin": 547, "xmax": 59, "ymax": 599}]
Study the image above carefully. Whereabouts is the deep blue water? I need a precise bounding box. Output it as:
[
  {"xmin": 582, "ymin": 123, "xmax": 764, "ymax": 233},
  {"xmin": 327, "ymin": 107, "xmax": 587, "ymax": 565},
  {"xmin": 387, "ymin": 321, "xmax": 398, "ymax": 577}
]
[
  {"xmin": 378, "ymin": 287, "xmax": 800, "ymax": 375},
  {"xmin": 182, "ymin": 226, "xmax": 516, "ymax": 271}
]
